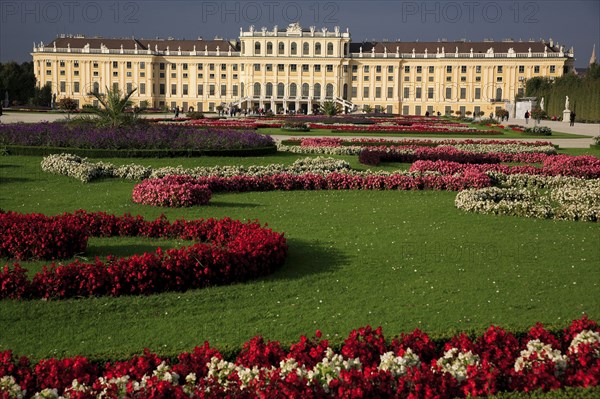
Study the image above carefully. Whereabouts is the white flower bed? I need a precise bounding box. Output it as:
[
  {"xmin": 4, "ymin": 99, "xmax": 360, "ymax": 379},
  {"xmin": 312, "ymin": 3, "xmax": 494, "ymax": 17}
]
[
  {"xmin": 277, "ymin": 143, "xmax": 363, "ymax": 155},
  {"xmin": 514, "ymin": 339, "xmax": 567, "ymax": 375},
  {"xmin": 40, "ymin": 154, "xmax": 351, "ymax": 183},
  {"xmin": 455, "ymin": 180, "xmax": 600, "ymax": 222},
  {"xmin": 454, "ymin": 144, "xmax": 556, "ymax": 154},
  {"xmin": 436, "ymin": 348, "xmax": 481, "ymax": 382}
]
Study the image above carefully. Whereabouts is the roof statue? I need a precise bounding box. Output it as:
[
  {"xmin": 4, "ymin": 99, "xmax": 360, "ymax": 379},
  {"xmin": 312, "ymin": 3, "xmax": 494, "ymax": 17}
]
[{"xmin": 286, "ymin": 22, "xmax": 302, "ymax": 33}]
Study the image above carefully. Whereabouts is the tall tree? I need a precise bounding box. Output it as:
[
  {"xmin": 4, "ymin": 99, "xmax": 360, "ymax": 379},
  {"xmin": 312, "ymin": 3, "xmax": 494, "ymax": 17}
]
[{"xmin": 0, "ymin": 62, "xmax": 36, "ymax": 105}]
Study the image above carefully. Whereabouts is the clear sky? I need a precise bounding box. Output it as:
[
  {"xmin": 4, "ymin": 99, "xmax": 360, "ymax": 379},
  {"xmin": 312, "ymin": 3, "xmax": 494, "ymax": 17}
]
[{"xmin": 1, "ymin": 0, "xmax": 598, "ymax": 68}]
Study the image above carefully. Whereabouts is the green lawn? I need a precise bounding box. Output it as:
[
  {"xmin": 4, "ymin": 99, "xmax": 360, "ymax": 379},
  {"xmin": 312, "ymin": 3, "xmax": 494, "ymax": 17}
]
[{"xmin": 1, "ymin": 153, "xmax": 599, "ymax": 362}]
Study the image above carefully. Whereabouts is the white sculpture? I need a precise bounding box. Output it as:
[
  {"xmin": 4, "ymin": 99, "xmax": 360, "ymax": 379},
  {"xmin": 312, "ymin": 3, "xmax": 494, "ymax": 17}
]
[
  {"xmin": 540, "ymin": 97, "xmax": 545, "ymax": 111},
  {"xmin": 565, "ymin": 96, "xmax": 569, "ymax": 110}
]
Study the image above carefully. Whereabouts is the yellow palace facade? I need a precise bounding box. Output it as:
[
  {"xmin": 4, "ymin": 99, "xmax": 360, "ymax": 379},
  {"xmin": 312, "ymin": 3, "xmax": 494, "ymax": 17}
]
[{"xmin": 32, "ymin": 23, "xmax": 574, "ymax": 115}]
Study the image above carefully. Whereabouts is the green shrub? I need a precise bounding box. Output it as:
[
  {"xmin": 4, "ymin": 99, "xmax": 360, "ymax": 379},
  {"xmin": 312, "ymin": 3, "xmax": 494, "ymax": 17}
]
[
  {"xmin": 524, "ymin": 126, "xmax": 552, "ymax": 135},
  {"xmin": 281, "ymin": 122, "xmax": 310, "ymax": 132},
  {"xmin": 186, "ymin": 111, "xmax": 205, "ymax": 119}
]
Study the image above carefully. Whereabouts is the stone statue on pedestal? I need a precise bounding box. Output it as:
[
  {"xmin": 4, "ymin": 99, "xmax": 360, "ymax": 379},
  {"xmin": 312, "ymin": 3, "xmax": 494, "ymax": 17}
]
[
  {"xmin": 565, "ymin": 96, "xmax": 570, "ymax": 111},
  {"xmin": 540, "ymin": 97, "xmax": 544, "ymax": 111}
]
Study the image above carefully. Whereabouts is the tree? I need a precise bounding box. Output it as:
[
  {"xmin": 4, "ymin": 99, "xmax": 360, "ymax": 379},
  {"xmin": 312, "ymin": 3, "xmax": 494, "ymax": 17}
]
[
  {"xmin": 320, "ymin": 100, "xmax": 341, "ymax": 116},
  {"xmin": 362, "ymin": 104, "xmax": 373, "ymax": 114},
  {"xmin": 29, "ymin": 83, "xmax": 52, "ymax": 107},
  {"xmin": 58, "ymin": 97, "xmax": 78, "ymax": 119},
  {"xmin": 80, "ymin": 86, "xmax": 141, "ymax": 127},
  {"xmin": 0, "ymin": 62, "xmax": 36, "ymax": 106}
]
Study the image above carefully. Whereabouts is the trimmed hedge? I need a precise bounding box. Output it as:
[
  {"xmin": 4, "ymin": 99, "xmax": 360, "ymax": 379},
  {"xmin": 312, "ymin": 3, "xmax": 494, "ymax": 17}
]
[
  {"xmin": 1, "ymin": 144, "xmax": 277, "ymax": 158},
  {"xmin": 474, "ymin": 386, "xmax": 600, "ymax": 398}
]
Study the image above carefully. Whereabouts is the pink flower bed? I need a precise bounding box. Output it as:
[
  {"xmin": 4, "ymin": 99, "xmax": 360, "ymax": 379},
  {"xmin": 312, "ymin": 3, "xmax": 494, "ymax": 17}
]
[
  {"xmin": 359, "ymin": 146, "xmax": 502, "ymax": 166},
  {"xmin": 0, "ymin": 211, "xmax": 88, "ymax": 261},
  {"xmin": 136, "ymin": 171, "xmax": 492, "ymax": 195},
  {"xmin": 0, "ymin": 211, "xmax": 287, "ymax": 300},
  {"xmin": 132, "ymin": 175, "xmax": 212, "ymax": 207},
  {"xmin": 331, "ymin": 124, "xmax": 500, "ymax": 135},
  {"xmin": 295, "ymin": 137, "xmax": 554, "ymax": 148},
  {"xmin": 410, "ymin": 156, "xmax": 600, "ymax": 179},
  {"xmin": 0, "ymin": 317, "xmax": 598, "ymax": 398}
]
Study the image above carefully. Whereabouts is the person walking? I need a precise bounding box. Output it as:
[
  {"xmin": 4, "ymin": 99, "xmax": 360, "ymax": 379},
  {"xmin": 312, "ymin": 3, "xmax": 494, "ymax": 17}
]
[
  {"xmin": 570, "ymin": 111, "xmax": 576, "ymax": 126},
  {"xmin": 524, "ymin": 110, "xmax": 530, "ymax": 124},
  {"xmin": 174, "ymin": 106, "xmax": 180, "ymax": 118}
]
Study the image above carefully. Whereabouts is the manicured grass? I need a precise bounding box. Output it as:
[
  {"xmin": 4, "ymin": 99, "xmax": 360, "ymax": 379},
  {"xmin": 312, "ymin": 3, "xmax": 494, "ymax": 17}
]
[{"xmin": 1, "ymin": 153, "xmax": 598, "ymax": 362}]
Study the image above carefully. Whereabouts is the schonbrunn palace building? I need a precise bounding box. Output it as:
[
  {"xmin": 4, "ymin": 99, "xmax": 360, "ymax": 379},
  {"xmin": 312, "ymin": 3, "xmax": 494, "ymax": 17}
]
[{"xmin": 32, "ymin": 23, "xmax": 574, "ymax": 115}]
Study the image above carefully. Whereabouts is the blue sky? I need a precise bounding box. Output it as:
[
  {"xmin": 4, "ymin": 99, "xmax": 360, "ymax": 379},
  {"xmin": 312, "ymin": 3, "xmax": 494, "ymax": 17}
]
[{"xmin": 1, "ymin": 0, "xmax": 598, "ymax": 67}]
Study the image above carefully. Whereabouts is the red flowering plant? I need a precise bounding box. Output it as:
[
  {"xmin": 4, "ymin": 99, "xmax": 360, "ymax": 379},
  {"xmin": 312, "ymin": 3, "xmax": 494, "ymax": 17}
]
[
  {"xmin": 132, "ymin": 175, "xmax": 212, "ymax": 207},
  {"xmin": 0, "ymin": 317, "xmax": 599, "ymax": 398},
  {"xmin": 0, "ymin": 211, "xmax": 287, "ymax": 300}
]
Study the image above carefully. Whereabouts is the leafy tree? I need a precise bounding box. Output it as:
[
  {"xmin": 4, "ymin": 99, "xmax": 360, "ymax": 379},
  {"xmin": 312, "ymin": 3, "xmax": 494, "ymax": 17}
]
[
  {"xmin": 362, "ymin": 104, "xmax": 373, "ymax": 114},
  {"xmin": 0, "ymin": 62, "xmax": 36, "ymax": 105},
  {"xmin": 77, "ymin": 86, "xmax": 141, "ymax": 127},
  {"xmin": 29, "ymin": 83, "xmax": 52, "ymax": 107},
  {"xmin": 319, "ymin": 100, "xmax": 341, "ymax": 116}
]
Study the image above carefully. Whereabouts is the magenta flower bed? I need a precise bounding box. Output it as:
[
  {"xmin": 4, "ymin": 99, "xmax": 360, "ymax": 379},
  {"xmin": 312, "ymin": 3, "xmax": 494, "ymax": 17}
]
[
  {"xmin": 0, "ymin": 211, "xmax": 287, "ymax": 300},
  {"xmin": 410, "ymin": 156, "xmax": 600, "ymax": 179},
  {"xmin": 133, "ymin": 171, "xmax": 492, "ymax": 198},
  {"xmin": 0, "ymin": 317, "xmax": 598, "ymax": 398},
  {"xmin": 0, "ymin": 211, "xmax": 88, "ymax": 261},
  {"xmin": 132, "ymin": 175, "xmax": 212, "ymax": 207}
]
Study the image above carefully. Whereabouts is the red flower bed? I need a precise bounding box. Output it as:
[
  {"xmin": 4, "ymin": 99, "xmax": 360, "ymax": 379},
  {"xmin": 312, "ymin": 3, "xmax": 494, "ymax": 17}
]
[
  {"xmin": 0, "ymin": 317, "xmax": 598, "ymax": 398},
  {"xmin": 136, "ymin": 171, "xmax": 492, "ymax": 196},
  {"xmin": 132, "ymin": 175, "xmax": 212, "ymax": 207},
  {"xmin": 0, "ymin": 211, "xmax": 287, "ymax": 300},
  {"xmin": 0, "ymin": 211, "xmax": 87, "ymax": 261}
]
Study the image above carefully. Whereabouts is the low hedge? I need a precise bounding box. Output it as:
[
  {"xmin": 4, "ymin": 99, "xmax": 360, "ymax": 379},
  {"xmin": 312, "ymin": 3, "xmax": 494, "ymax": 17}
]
[
  {"xmin": 475, "ymin": 386, "xmax": 600, "ymax": 398},
  {"xmin": 1, "ymin": 144, "xmax": 277, "ymax": 158}
]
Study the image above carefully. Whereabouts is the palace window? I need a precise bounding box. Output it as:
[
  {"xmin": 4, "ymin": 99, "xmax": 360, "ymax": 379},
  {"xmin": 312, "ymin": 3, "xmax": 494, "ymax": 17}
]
[
  {"xmin": 220, "ymin": 84, "xmax": 226, "ymax": 96},
  {"xmin": 182, "ymin": 85, "xmax": 189, "ymax": 95},
  {"xmin": 416, "ymin": 66, "xmax": 422, "ymax": 73},
  {"xmin": 326, "ymin": 65, "xmax": 333, "ymax": 72},
  {"xmin": 291, "ymin": 42, "xmax": 297, "ymax": 55},
  {"xmin": 403, "ymin": 87, "xmax": 410, "ymax": 98},
  {"xmin": 475, "ymin": 88, "xmax": 481, "ymax": 99},
  {"xmin": 197, "ymin": 84, "xmax": 203, "ymax": 95},
  {"xmin": 404, "ymin": 66, "xmax": 410, "ymax": 73},
  {"xmin": 351, "ymin": 86, "xmax": 358, "ymax": 98},
  {"xmin": 534, "ymin": 66, "xmax": 540, "ymax": 73},
  {"xmin": 519, "ymin": 65, "xmax": 525, "ymax": 73},
  {"xmin": 428, "ymin": 66, "xmax": 434, "ymax": 73},
  {"xmin": 290, "ymin": 83, "xmax": 297, "ymax": 98},
  {"xmin": 476, "ymin": 65, "xmax": 481, "ymax": 73},
  {"xmin": 550, "ymin": 65, "xmax": 556, "ymax": 73},
  {"xmin": 352, "ymin": 65, "xmax": 358, "ymax": 73},
  {"xmin": 46, "ymin": 70, "xmax": 51, "ymax": 75},
  {"xmin": 445, "ymin": 87, "xmax": 452, "ymax": 99},
  {"xmin": 290, "ymin": 64, "xmax": 297, "ymax": 72},
  {"xmin": 460, "ymin": 87, "xmax": 466, "ymax": 99},
  {"xmin": 363, "ymin": 86, "xmax": 369, "ymax": 98},
  {"xmin": 416, "ymin": 87, "xmax": 422, "ymax": 99},
  {"xmin": 197, "ymin": 73, "xmax": 203, "ymax": 78},
  {"xmin": 140, "ymin": 83, "xmax": 146, "ymax": 95},
  {"xmin": 171, "ymin": 84, "xmax": 177, "ymax": 95},
  {"xmin": 198, "ymin": 64, "xmax": 203, "ymax": 70},
  {"xmin": 460, "ymin": 76, "xmax": 466, "ymax": 82},
  {"xmin": 254, "ymin": 64, "xmax": 260, "ymax": 71},
  {"xmin": 327, "ymin": 42, "xmax": 334, "ymax": 55},
  {"xmin": 160, "ymin": 63, "xmax": 165, "ymax": 70},
  {"xmin": 126, "ymin": 62, "xmax": 132, "ymax": 69},
  {"xmin": 171, "ymin": 73, "xmax": 176, "ymax": 78},
  {"xmin": 387, "ymin": 87, "xmax": 393, "ymax": 98},
  {"xmin": 267, "ymin": 42, "xmax": 273, "ymax": 55},
  {"xmin": 388, "ymin": 66, "xmax": 394, "ymax": 73},
  {"xmin": 475, "ymin": 76, "xmax": 481, "ymax": 82},
  {"xmin": 210, "ymin": 84, "xmax": 216, "ymax": 95},
  {"xmin": 232, "ymin": 85, "xmax": 238, "ymax": 96},
  {"xmin": 255, "ymin": 42, "xmax": 261, "ymax": 54},
  {"xmin": 171, "ymin": 63, "xmax": 177, "ymax": 70},
  {"xmin": 446, "ymin": 66, "xmax": 452, "ymax": 73},
  {"xmin": 74, "ymin": 82, "xmax": 80, "ymax": 93},
  {"xmin": 140, "ymin": 62, "xmax": 145, "ymax": 69},
  {"xmin": 278, "ymin": 64, "xmax": 285, "ymax": 71},
  {"xmin": 303, "ymin": 42, "xmax": 309, "ymax": 55},
  {"xmin": 46, "ymin": 61, "xmax": 52, "ymax": 67},
  {"xmin": 428, "ymin": 87, "xmax": 434, "ymax": 99},
  {"xmin": 497, "ymin": 66, "xmax": 503, "ymax": 73},
  {"xmin": 127, "ymin": 83, "xmax": 133, "ymax": 93},
  {"xmin": 461, "ymin": 65, "xmax": 467, "ymax": 73},
  {"xmin": 209, "ymin": 64, "xmax": 215, "ymax": 70},
  {"xmin": 74, "ymin": 61, "xmax": 79, "ymax": 68},
  {"xmin": 266, "ymin": 64, "xmax": 273, "ymax": 71},
  {"xmin": 315, "ymin": 43, "xmax": 322, "ymax": 55},
  {"xmin": 74, "ymin": 71, "xmax": 79, "ymax": 76},
  {"xmin": 364, "ymin": 66, "xmax": 369, "ymax": 73},
  {"xmin": 112, "ymin": 71, "xmax": 118, "ymax": 77},
  {"xmin": 159, "ymin": 84, "xmax": 165, "ymax": 95},
  {"xmin": 376, "ymin": 66, "xmax": 382, "ymax": 73},
  {"xmin": 497, "ymin": 77, "xmax": 503, "ymax": 82},
  {"xmin": 126, "ymin": 72, "xmax": 132, "ymax": 77}
]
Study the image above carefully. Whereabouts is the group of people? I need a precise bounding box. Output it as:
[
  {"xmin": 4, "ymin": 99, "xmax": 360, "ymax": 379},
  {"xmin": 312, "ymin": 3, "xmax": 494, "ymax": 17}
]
[{"xmin": 524, "ymin": 110, "xmax": 576, "ymax": 126}]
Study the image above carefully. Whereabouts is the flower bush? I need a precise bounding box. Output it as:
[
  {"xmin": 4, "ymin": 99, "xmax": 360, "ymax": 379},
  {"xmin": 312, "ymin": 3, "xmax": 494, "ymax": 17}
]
[
  {"xmin": 0, "ymin": 123, "xmax": 274, "ymax": 150},
  {"xmin": 0, "ymin": 317, "xmax": 598, "ymax": 398},
  {"xmin": 0, "ymin": 211, "xmax": 287, "ymax": 300},
  {"xmin": 135, "ymin": 170, "xmax": 492, "ymax": 197},
  {"xmin": 0, "ymin": 211, "xmax": 87, "ymax": 261},
  {"xmin": 455, "ymin": 180, "xmax": 600, "ymax": 222},
  {"xmin": 41, "ymin": 154, "xmax": 351, "ymax": 183},
  {"xmin": 524, "ymin": 126, "xmax": 552, "ymax": 135},
  {"xmin": 132, "ymin": 176, "xmax": 212, "ymax": 207}
]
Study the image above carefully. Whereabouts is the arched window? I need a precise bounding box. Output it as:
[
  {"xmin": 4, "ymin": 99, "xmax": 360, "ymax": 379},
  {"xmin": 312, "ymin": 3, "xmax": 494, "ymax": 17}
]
[
  {"xmin": 326, "ymin": 83, "xmax": 334, "ymax": 99},
  {"xmin": 253, "ymin": 82, "xmax": 261, "ymax": 97},
  {"xmin": 266, "ymin": 82, "xmax": 273, "ymax": 97},
  {"xmin": 343, "ymin": 84, "xmax": 348, "ymax": 100},
  {"xmin": 289, "ymin": 83, "xmax": 297, "ymax": 98},
  {"xmin": 314, "ymin": 83, "xmax": 321, "ymax": 99},
  {"xmin": 496, "ymin": 87, "xmax": 502, "ymax": 101},
  {"xmin": 93, "ymin": 82, "xmax": 100, "ymax": 94},
  {"xmin": 277, "ymin": 83, "xmax": 285, "ymax": 98},
  {"xmin": 291, "ymin": 42, "xmax": 297, "ymax": 55},
  {"xmin": 315, "ymin": 43, "xmax": 322, "ymax": 55},
  {"xmin": 303, "ymin": 42, "xmax": 309, "ymax": 55},
  {"xmin": 278, "ymin": 42, "xmax": 285, "ymax": 55},
  {"xmin": 266, "ymin": 42, "xmax": 273, "ymax": 55},
  {"xmin": 254, "ymin": 42, "xmax": 261, "ymax": 55},
  {"xmin": 327, "ymin": 42, "xmax": 334, "ymax": 55},
  {"xmin": 302, "ymin": 83, "xmax": 309, "ymax": 98}
]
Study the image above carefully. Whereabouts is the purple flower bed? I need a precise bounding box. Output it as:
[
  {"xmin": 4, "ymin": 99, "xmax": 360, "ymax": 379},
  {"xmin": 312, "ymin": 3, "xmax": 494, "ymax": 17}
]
[{"xmin": 0, "ymin": 123, "xmax": 274, "ymax": 150}]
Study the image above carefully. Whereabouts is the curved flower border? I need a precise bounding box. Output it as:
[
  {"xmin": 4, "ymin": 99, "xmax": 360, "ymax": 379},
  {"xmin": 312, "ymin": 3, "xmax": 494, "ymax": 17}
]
[
  {"xmin": 0, "ymin": 211, "xmax": 287, "ymax": 300},
  {"xmin": 0, "ymin": 317, "xmax": 598, "ymax": 398}
]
